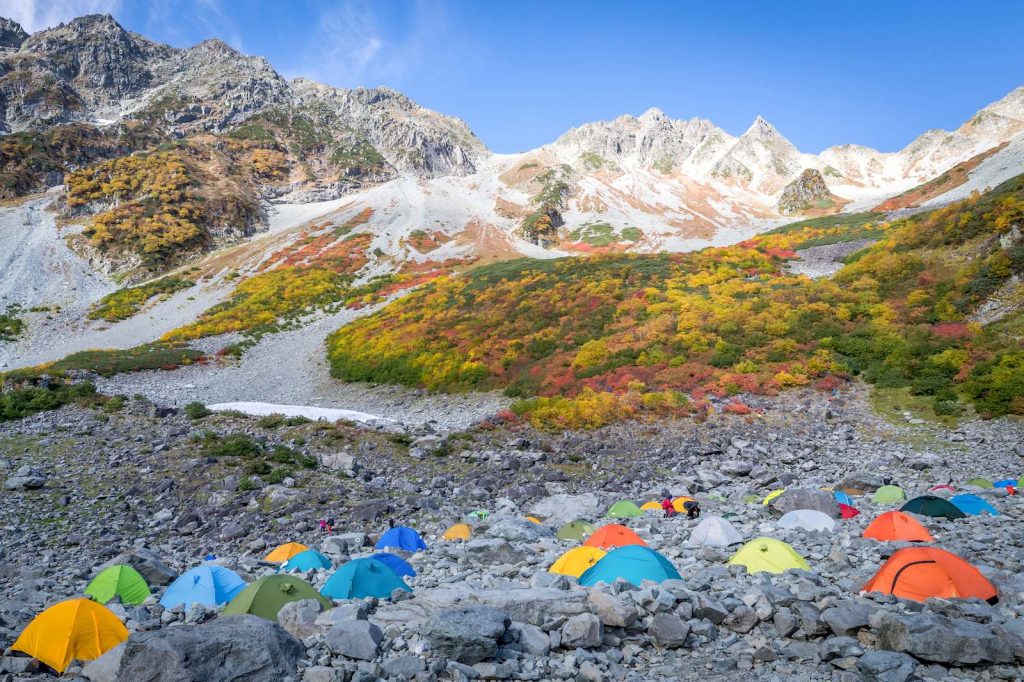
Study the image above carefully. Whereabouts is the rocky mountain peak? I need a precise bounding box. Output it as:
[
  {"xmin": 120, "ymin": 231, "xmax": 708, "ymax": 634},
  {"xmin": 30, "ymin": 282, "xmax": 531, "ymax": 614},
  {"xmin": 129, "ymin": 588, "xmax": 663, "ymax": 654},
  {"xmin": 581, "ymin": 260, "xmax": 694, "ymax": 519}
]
[
  {"xmin": 777, "ymin": 168, "xmax": 832, "ymax": 215},
  {"xmin": 0, "ymin": 17, "xmax": 28, "ymax": 49},
  {"xmin": 743, "ymin": 115, "xmax": 785, "ymax": 141}
]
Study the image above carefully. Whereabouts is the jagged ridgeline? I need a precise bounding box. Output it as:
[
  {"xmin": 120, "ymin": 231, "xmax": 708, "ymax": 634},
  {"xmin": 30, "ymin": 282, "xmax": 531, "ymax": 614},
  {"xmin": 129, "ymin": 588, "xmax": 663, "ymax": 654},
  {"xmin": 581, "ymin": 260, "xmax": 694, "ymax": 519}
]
[{"xmin": 327, "ymin": 174, "xmax": 1024, "ymax": 428}]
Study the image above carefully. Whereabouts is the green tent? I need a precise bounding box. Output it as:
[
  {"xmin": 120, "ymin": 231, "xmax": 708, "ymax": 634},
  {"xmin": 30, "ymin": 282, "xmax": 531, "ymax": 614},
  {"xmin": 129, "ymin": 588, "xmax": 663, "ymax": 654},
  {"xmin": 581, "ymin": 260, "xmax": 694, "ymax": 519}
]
[
  {"xmin": 900, "ymin": 495, "xmax": 967, "ymax": 520},
  {"xmin": 966, "ymin": 477, "xmax": 994, "ymax": 489},
  {"xmin": 606, "ymin": 501, "xmax": 643, "ymax": 518},
  {"xmin": 871, "ymin": 485, "xmax": 905, "ymax": 505},
  {"xmin": 84, "ymin": 565, "xmax": 151, "ymax": 606},
  {"xmin": 556, "ymin": 520, "xmax": 597, "ymax": 541},
  {"xmin": 222, "ymin": 575, "xmax": 331, "ymax": 621}
]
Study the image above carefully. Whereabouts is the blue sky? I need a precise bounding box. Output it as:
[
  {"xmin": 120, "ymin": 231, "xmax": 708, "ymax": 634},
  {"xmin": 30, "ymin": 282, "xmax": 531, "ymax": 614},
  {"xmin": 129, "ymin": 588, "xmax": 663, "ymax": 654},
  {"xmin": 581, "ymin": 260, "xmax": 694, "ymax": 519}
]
[{"xmin": 10, "ymin": 1, "xmax": 1024, "ymax": 153}]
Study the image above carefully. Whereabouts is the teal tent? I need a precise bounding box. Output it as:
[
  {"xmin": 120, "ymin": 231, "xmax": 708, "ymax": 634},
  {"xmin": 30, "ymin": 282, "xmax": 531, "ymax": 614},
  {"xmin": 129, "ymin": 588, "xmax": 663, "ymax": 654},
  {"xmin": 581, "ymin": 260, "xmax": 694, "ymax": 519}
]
[
  {"xmin": 901, "ymin": 495, "xmax": 967, "ymax": 520},
  {"xmin": 280, "ymin": 549, "xmax": 332, "ymax": 572},
  {"xmin": 578, "ymin": 545, "xmax": 681, "ymax": 587},
  {"xmin": 321, "ymin": 558, "xmax": 411, "ymax": 600}
]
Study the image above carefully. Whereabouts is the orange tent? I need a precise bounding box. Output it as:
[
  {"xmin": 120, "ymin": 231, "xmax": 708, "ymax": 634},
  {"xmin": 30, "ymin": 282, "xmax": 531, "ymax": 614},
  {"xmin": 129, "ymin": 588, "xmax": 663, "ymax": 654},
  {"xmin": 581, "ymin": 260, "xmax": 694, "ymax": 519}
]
[
  {"xmin": 861, "ymin": 547, "xmax": 997, "ymax": 604},
  {"xmin": 863, "ymin": 511, "xmax": 934, "ymax": 543},
  {"xmin": 583, "ymin": 524, "xmax": 647, "ymax": 550}
]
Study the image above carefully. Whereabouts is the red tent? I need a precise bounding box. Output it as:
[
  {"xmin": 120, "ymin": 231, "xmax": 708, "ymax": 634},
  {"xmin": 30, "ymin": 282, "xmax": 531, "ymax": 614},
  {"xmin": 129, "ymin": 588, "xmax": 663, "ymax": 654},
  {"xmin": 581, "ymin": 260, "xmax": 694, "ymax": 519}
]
[{"xmin": 838, "ymin": 503, "xmax": 860, "ymax": 519}]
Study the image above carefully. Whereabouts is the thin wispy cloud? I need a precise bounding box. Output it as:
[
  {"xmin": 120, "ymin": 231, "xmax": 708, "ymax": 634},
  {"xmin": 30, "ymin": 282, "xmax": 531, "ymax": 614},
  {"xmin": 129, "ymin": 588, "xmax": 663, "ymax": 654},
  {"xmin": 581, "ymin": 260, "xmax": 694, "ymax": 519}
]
[
  {"xmin": 1, "ymin": 0, "xmax": 123, "ymax": 32},
  {"xmin": 295, "ymin": 0, "xmax": 446, "ymax": 89}
]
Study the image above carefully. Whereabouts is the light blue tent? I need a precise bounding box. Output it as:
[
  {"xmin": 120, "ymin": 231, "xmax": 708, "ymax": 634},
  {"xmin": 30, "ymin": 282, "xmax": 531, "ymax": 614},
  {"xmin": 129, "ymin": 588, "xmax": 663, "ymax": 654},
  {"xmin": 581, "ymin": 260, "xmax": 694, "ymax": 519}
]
[
  {"xmin": 370, "ymin": 553, "xmax": 416, "ymax": 577},
  {"xmin": 993, "ymin": 479, "xmax": 1018, "ymax": 489},
  {"xmin": 374, "ymin": 527, "xmax": 427, "ymax": 552},
  {"xmin": 949, "ymin": 494, "xmax": 999, "ymax": 516},
  {"xmin": 160, "ymin": 565, "xmax": 247, "ymax": 610},
  {"xmin": 321, "ymin": 558, "xmax": 411, "ymax": 600},
  {"xmin": 833, "ymin": 490, "xmax": 853, "ymax": 506},
  {"xmin": 578, "ymin": 545, "xmax": 681, "ymax": 587},
  {"xmin": 280, "ymin": 549, "xmax": 332, "ymax": 572}
]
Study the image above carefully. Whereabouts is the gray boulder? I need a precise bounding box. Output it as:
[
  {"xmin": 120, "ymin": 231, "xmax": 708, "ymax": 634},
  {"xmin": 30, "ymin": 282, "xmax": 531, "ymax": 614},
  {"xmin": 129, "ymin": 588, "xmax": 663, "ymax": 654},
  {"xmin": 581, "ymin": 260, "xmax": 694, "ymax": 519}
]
[
  {"xmin": 484, "ymin": 518, "xmax": 551, "ymax": 542},
  {"xmin": 821, "ymin": 601, "xmax": 872, "ymax": 636},
  {"xmin": 876, "ymin": 612, "xmax": 1015, "ymax": 664},
  {"xmin": 4, "ymin": 465, "xmax": 45, "ymax": 490},
  {"xmin": 838, "ymin": 472, "xmax": 884, "ymax": 494},
  {"xmin": 648, "ymin": 613, "xmax": 690, "ymax": 649},
  {"xmin": 324, "ymin": 619, "xmax": 383, "ymax": 661},
  {"xmin": 587, "ymin": 591, "xmax": 638, "ymax": 627},
  {"xmin": 114, "ymin": 615, "xmax": 303, "ymax": 680},
  {"xmin": 509, "ymin": 622, "xmax": 550, "ymax": 656},
  {"xmin": 463, "ymin": 539, "xmax": 519, "ymax": 564},
  {"xmin": 770, "ymin": 488, "xmax": 840, "ymax": 519},
  {"xmin": 561, "ymin": 613, "xmax": 603, "ymax": 649},
  {"xmin": 856, "ymin": 651, "xmax": 917, "ymax": 682},
  {"xmin": 529, "ymin": 493, "xmax": 602, "ymax": 525},
  {"xmin": 111, "ymin": 548, "xmax": 176, "ymax": 586},
  {"xmin": 424, "ymin": 606, "xmax": 510, "ymax": 664},
  {"xmin": 277, "ymin": 598, "xmax": 324, "ymax": 639}
]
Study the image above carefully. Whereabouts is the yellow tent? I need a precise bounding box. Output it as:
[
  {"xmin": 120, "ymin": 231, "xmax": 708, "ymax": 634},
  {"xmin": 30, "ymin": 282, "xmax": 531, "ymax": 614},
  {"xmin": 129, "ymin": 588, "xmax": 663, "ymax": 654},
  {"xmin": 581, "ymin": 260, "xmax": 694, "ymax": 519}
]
[
  {"xmin": 672, "ymin": 496, "xmax": 694, "ymax": 512},
  {"xmin": 264, "ymin": 542, "xmax": 309, "ymax": 563},
  {"xmin": 12, "ymin": 598, "xmax": 128, "ymax": 673},
  {"xmin": 640, "ymin": 501, "xmax": 662, "ymax": 511},
  {"xmin": 762, "ymin": 489, "xmax": 785, "ymax": 506},
  {"xmin": 443, "ymin": 523, "xmax": 471, "ymax": 541},
  {"xmin": 525, "ymin": 516, "xmax": 542, "ymax": 524},
  {"xmin": 728, "ymin": 537, "xmax": 809, "ymax": 575},
  {"xmin": 549, "ymin": 546, "xmax": 607, "ymax": 578}
]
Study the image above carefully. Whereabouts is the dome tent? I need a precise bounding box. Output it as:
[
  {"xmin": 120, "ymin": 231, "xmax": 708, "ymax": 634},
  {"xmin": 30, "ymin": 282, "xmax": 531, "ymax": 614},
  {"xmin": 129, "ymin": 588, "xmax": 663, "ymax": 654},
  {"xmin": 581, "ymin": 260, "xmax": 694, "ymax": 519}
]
[
  {"xmin": 871, "ymin": 485, "xmax": 906, "ymax": 505},
  {"xmin": 160, "ymin": 565, "xmax": 247, "ymax": 610},
  {"xmin": 12, "ymin": 599, "xmax": 128, "ymax": 673},
  {"xmin": 223, "ymin": 575, "xmax": 331, "ymax": 621},
  {"xmin": 993, "ymin": 478, "xmax": 1018, "ymax": 489},
  {"xmin": 264, "ymin": 542, "xmax": 309, "ymax": 563},
  {"xmin": 369, "ymin": 553, "xmax": 416, "ymax": 577},
  {"xmin": 728, "ymin": 538, "xmax": 810, "ymax": 575},
  {"xmin": 280, "ymin": 549, "xmax": 332, "ymax": 572},
  {"xmin": 965, "ymin": 477, "xmax": 994, "ymax": 489},
  {"xmin": 862, "ymin": 547, "xmax": 997, "ymax": 604},
  {"xmin": 321, "ymin": 558, "xmax": 411, "ymax": 600},
  {"xmin": 583, "ymin": 524, "xmax": 647, "ymax": 550},
  {"xmin": 556, "ymin": 520, "xmax": 597, "ymax": 542},
  {"xmin": 84, "ymin": 565, "xmax": 151, "ymax": 605},
  {"xmin": 762, "ymin": 490, "xmax": 785, "ymax": 506},
  {"xmin": 777, "ymin": 509, "xmax": 836, "ymax": 533},
  {"xmin": 672, "ymin": 496, "xmax": 695, "ymax": 512},
  {"xmin": 949, "ymin": 494, "xmax": 999, "ymax": 516},
  {"xmin": 838, "ymin": 503, "xmax": 861, "ymax": 519},
  {"xmin": 687, "ymin": 516, "xmax": 743, "ymax": 547},
  {"xmin": 832, "ymin": 490, "xmax": 853, "ymax": 506},
  {"xmin": 901, "ymin": 495, "xmax": 966, "ymax": 520},
  {"xmin": 578, "ymin": 546, "xmax": 681, "ymax": 587},
  {"xmin": 606, "ymin": 500, "xmax": 643, "ymax": 518},
  {"xmin": 640, "ymin": 501, "xmax": 663, "ymax": 511},
  {"xmin": 442, "ymin": 523, "xmax": 471, "ymax": 541},
  {"xmin": 549, "ymin": 546, "xmax": 607, "ymax": 578},
  {"xmin": 375, "ymin": 527, "xmax": 427, "ymax": 552},
  {"xmin": 863, "ymin": 511, "xmax": 934, "ymax": 543}
]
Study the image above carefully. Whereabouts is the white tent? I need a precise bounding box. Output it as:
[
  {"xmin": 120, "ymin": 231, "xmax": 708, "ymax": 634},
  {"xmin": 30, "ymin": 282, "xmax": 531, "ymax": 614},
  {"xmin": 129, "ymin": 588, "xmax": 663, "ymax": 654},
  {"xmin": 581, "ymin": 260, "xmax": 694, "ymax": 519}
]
[
  {"xmin": 777, "ymin": 509, "xmax": 836, "ymax": 533},
  {"xmin": 687, "ymin": 515, "xmax": 743, "ymax": 547}
]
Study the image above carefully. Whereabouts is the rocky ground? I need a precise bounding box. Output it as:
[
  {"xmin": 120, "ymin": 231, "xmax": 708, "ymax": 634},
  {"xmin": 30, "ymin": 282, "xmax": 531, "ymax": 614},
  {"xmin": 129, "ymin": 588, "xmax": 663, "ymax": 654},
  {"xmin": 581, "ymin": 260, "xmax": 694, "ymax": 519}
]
[
  {"xmin": 1, "ymin": 385, "xmax": 1023, "ymax": 681},
  {"xmin": 785, "ymin": 240, "xmax": 875, "ymax": 280}
]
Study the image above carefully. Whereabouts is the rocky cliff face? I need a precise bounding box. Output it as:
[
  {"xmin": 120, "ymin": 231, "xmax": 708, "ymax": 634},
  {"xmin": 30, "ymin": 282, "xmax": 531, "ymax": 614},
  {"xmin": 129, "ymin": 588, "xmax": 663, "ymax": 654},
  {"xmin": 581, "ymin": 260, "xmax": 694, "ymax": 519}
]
[
  {"xmin": 777, "ymin": 168, "xmax": 832, "ymax": 215},
  {"xmin": 0, "ymin": 18, "xmax": 28, "ymax": 49},
  {"xmin": 0, "ymin": 15, "xmax": 484, "ymax": 177}
]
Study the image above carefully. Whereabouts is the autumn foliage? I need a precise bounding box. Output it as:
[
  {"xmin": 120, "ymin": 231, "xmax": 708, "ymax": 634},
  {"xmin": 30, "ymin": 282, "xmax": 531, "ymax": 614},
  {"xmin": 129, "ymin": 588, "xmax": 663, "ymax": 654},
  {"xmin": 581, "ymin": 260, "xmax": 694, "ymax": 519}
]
[{"xmin": 327, "ymin": 173, "xmax": 1024, "ymax": 427}]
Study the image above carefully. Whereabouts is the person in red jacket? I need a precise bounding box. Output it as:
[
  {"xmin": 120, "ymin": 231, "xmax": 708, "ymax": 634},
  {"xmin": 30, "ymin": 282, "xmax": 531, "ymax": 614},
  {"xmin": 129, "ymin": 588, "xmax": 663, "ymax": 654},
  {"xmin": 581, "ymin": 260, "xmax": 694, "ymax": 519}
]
[{"xmin": 661, "ymin": 498, "xmax": 675, "ymax": 518}]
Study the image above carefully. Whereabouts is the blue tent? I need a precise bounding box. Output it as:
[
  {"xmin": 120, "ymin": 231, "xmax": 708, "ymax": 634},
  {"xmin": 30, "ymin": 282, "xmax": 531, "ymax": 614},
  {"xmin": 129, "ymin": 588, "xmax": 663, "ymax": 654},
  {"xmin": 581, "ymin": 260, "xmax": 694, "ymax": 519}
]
[
  {"xmin": 578, "ymin": 545, "xmax": 682, "ymax": 587},
  {"xmin": 993, "ymin": 479, "xmax": 1017, "ymax": 489},
  {"xmin": 833, "ymin": 490, "xmax": 853, "ymax": 506},
  {"xmin": 160, "ymin": 566, "xmax": 247, "ymax": 610},
  {"xmin": 280, "ymin": 549, "xmax": 332, "ymax": 572},
  {"xmin": 374, "ymin": 527, "xmax": 427, "ymax": 552},
  {"xmin": 950, "ymin": 494, "xmax": 999, "ymax": 516},
  {"xmin": 321, "ymin": 558, "xmax": 411, "ymax": 600},
  {"xmin": 370, "ymin": 553, "xmax": 416, "ymax": 577}
]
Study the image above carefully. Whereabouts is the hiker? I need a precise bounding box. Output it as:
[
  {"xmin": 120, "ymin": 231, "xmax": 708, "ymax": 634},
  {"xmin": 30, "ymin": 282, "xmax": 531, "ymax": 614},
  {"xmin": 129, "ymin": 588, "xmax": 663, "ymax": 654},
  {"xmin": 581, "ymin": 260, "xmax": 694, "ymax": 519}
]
[
  {"xmin": 661, "ymin": 498, "xmax": 675, "ymax": 518},
  {"xmin": 388, "ymin": 518, "xmax": 395, "ymax": 529},
  {"xmin": 318, "ymin": 519, "xmax": 327, "ymax": 534},
  {"xmin": 326, "ymin": 518, "xmax": 335, "ymax": 534},
  {"xmin": 684, "ymin": 501, "xmax": 701, "ymax": 519}
]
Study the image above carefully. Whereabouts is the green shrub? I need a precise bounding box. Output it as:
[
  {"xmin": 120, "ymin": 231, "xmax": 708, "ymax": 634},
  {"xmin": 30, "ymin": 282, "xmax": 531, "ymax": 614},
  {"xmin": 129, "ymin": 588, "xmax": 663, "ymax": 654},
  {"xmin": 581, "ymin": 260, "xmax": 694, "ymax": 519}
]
[
  {"xmin": 184, "ymin": 401, "xmax": 211, "ymax": 419},
  {"xmin": 202, "ymin": 433, "xmax": 262, "ymax": 458},
  {"xmin": 265, "ymin": 467, "xmax": 292, "ymax": 484},
  {"xmin": 0, "ymin": 381, "xmax": 97, "ymax": 421}
]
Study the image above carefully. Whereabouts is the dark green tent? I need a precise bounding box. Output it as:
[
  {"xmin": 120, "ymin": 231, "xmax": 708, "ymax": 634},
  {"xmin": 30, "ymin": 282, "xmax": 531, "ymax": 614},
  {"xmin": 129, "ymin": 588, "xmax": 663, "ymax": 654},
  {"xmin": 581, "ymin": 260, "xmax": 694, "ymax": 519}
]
[
  {"xmin": 901, "ymin": 495, "xmax": 966, "ymax": 520},
  {"xmin": 556, "ymin": 520, "xmax": 597, "ymax": 541}
]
